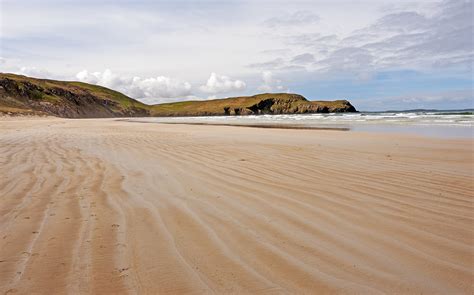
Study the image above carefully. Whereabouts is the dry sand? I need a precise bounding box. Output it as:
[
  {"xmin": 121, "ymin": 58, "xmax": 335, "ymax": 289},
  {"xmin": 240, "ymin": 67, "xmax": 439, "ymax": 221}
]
[{"xmin": 0, "ymin": 117, "xmax": 473, "ymax": 294}]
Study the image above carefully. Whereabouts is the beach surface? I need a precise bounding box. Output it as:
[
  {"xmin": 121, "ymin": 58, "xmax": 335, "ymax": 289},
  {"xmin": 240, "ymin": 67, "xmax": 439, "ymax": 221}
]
[{"xmin": 0, "ymin": 117, "xmax": 473, "ymax": 294}]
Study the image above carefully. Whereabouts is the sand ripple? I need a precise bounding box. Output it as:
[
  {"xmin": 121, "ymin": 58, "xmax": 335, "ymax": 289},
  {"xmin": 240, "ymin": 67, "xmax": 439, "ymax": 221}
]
[{"xmin": 0, "ymin": 118, "xmax": 472, "ymax": 294}]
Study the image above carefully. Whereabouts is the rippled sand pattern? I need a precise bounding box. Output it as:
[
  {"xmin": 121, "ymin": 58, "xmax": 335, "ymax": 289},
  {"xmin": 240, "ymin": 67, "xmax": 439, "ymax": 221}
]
[{"xmin": 0, "ymin": 118, "xmax": 473, "ymax": 294}]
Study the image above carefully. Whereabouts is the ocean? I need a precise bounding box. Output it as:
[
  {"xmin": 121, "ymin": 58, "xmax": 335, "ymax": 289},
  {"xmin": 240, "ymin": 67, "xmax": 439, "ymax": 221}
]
[{"xmin": 129, "ymin": 109, "xmax": 474, "ymax": 138}]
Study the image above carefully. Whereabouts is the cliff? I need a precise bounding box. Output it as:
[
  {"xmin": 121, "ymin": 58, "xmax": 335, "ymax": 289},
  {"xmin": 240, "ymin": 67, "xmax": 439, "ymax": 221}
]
[{"xmin": 0, "ymin": 73, "xmax": 356, "ymax": 118}]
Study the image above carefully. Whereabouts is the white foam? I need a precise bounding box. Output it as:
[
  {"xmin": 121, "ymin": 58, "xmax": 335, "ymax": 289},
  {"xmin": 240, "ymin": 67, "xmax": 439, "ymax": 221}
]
[{"xmin": 140, "ymin": 111, "xmax": 474, "ymax": 130}]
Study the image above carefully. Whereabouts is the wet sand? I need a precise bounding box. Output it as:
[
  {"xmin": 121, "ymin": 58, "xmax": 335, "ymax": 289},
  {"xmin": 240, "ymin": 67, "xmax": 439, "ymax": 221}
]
[
  {"xmin": 120, "ymin": 119, "xmax": 351, "ymax": 131},
  {"xmin": 0, "ymin": 117, "xmax": 473, "ymax": 294}
]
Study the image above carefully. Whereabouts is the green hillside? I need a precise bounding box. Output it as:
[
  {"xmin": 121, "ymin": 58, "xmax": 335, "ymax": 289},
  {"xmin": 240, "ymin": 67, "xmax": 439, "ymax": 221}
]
[{"xmin": 0, "ymin": 73, "xmax": 149, "ymax": 117}]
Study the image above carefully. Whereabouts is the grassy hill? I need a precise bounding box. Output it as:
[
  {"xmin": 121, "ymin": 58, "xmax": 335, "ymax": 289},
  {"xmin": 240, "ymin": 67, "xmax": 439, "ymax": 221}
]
[
  {"xmin": 0, "ymin": 73, "xmax": 356, "ymax": 118},
  {"xmin": 0, "ymin": 73, "xmax": 149, "ymax": 117}
]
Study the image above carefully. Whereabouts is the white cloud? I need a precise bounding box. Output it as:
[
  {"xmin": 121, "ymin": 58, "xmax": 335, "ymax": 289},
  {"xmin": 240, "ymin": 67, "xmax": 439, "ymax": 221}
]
[
  {"xmin": 199, "ymin": 72, "xmax": 246, "ymax": 94},
  {"xmin": 258, "ymin": 71, "xmax": 288, "ymax": 93},
  {"xmin": 255, "ymin": 0, "xmax": 473, "ymax": 77},
  {"xmin": 17, "ymin": 66, "xmax": 53, "ymax": 78},
  {"xmin": 291, "ymin": 53, "xmax": 315, "ymax": 65},
  {"xmin": 75, "ymin": 69, "xmax": 192, "ymax": 102},
  {"xmin": 263, "ymin": 11, "xmax": 320, "ymax": 28},
  {"xmin": 365, "ymin": 89, "xmax": 474, "ymax": 111},
  {"xmin": 76, "ymin": 69, "xmax": 113, "ymax": 86},
  {"xmin": 396, "ymin": 90, "xmax": 473, "ymax": 103},
  {"xmin": 248, "ymin": 58, "xmax": 285, "ymax": 70},
  {"xmin": 0, "ymin": 57, "xmax": 62, "ymax": 80}
]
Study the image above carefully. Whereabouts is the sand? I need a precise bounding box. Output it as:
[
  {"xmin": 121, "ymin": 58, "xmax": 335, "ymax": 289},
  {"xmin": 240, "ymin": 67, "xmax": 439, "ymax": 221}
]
[{"xmin": 0, "ymin": 117, "xmax": 473, "ymax": 294}]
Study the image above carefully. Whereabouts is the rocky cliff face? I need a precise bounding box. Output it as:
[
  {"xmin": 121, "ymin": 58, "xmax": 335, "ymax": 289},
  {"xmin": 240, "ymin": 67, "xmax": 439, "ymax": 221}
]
[{"xmin": 238, "ymin": 97, "xmax": 356, "ymax": 115}]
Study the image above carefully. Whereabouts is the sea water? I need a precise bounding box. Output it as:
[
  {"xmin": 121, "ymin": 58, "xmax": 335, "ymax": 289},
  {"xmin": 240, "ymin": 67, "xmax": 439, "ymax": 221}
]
[{"xmin": 130, "ymin": 110, "xmax": 474, "ymax": 139}]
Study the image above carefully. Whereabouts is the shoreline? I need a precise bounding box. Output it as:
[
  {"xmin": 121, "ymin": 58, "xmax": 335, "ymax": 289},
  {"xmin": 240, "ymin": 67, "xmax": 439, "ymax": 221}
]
[
  {"xmin": 1, "ymin": 115, "xmax": 472, "ymax": 138},
  {"xmin": 121, "ymin": 117, "xmax": 473, "ymax": 139},
  {"xmin": 119, "ymin": 119, "xmax": 351, "ymax": 131}
]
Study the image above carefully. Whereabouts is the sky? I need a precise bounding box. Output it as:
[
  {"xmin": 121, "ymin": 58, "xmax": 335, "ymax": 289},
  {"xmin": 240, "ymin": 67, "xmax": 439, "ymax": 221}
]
[{"xmin": 0, "ymin": 0, "xmax": 473, "ymax": 110}]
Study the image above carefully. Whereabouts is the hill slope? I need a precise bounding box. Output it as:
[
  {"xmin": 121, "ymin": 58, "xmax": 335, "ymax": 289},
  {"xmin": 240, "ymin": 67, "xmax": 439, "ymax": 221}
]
[
  {"xmin": 0, "ymin": 73, "xmax": 149, "ymax": 117},
  {"xmin": 0, "ymin": 73, "xmax": 356, "ymax": 117}
]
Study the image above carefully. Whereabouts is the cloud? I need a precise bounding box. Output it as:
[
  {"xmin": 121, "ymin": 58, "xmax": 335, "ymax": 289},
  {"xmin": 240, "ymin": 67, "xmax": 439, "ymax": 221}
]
[
  {"xmin": 366, "ymin": 89, "xmax": 474, "ymax": 110},
  {"xmin": 258, "ymin": 71, "xmax": 288, "ymax": 93},
  {"xmin": 261, "ymin": 0, "xmax": 473, "ymax": 77},
  {"xmin": 259, "ymin": 48, "xmax": 292, "ymax": 55},
  {"xmin": 199, "ymin": 72, "xmax": 246, "ymax": 94},
  {"xmin": 369, "ymin": 11, "xmax": 428, "ymax": 33},
  {"xmin": 264, "ymin": 11, "xmax": 320, "ymax": 28},
  {"xmin": 248, "ymin": 58, "xmax": 285, "ymax": 70},
  {"xmin": 313, "ymin": 47, "xmax": 375, "ymax": 79},
  {"xmin": 349, "ymin": 2, "xmax": 473, "ymax": 72},
  {"xmin": 0, "ymin": 57, "xmax": 61, "ymax": 79},
  {"xmin": 76, "ymin": 69, "xmax": 192, "ymax": 103},
  {"xmin": 394, "ymin": 89, "xmax": 473, "ymax": 104},
  {"xmin": 288, "ymin": 34, "xmax": 339, "ymax": 48},
  {"xmin": 16, "ymin": 66, "xmax": 53, "ymax": 78},
  {"xmin": 76, "ymin": 69, "xmax": 114, "ymax": 86},
  {"xmin": 291, "ymin": 53, "xmax": 315, "ymax": 65}
]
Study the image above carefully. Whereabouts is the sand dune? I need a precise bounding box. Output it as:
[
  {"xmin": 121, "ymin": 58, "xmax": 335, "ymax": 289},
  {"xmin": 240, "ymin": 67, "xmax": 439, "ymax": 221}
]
[{"xmin": 0, "ymin": 118, "xmax": 472, "ymax": 294}]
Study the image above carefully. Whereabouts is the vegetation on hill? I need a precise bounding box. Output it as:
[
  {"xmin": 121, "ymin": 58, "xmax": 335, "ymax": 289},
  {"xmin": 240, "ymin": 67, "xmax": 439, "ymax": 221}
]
[
  {"xmin": 0, "ymin": 73, "xmax": 149, "ymax": 117},
  {"xmin": 0, "ymin": 73, "xmax": 356, "ymax": 118}
]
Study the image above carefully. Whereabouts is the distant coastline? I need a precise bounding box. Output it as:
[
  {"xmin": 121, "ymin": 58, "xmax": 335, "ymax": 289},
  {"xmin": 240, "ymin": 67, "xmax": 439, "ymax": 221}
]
[{"xmin": 365, "ymin": 108, "xmax": 474, "ymax": 114}]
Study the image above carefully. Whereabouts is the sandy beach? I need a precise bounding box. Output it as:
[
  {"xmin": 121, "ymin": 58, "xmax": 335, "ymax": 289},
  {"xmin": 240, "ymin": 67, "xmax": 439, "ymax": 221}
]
[{"xmin": 0, "ymin": 117, "xmax": 472, "ymax": 294}]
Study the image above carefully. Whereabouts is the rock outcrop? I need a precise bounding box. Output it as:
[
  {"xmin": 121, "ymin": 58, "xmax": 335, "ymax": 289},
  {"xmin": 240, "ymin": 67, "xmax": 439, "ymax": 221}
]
[{"xmin": 244, "ymin": 97, "xmax": 356, "ymax": 115}]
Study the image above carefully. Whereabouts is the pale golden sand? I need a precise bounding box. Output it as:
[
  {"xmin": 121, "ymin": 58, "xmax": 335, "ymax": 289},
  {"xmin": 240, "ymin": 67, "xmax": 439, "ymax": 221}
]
[{"xmin": 0, "ymin": 118, "xmax": 473, "ymax": 294}]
